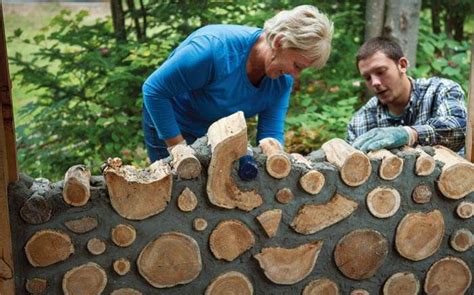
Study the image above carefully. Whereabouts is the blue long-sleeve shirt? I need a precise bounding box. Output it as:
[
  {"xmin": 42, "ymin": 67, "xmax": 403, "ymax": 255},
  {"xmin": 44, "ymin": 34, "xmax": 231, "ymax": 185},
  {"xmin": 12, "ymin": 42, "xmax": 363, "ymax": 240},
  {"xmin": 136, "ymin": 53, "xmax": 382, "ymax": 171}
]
[{"xmin": 142, "ymin": 24, "xmax": 293, "ymax": 145}]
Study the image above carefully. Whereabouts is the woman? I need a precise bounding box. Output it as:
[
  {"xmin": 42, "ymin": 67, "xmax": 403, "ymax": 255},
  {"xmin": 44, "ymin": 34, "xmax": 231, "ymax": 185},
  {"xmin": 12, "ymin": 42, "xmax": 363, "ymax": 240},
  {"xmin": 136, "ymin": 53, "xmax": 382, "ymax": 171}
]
[{"xmin": 142, "ymin": 5, "xmax": 333, "ymax": 162}]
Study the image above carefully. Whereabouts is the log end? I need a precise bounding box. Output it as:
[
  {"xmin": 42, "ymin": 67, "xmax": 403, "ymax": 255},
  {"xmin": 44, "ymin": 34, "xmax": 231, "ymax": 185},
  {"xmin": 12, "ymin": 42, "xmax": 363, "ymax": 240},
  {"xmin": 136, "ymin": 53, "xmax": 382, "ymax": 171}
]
[{"xmin": 341, "ymin": 151, "xmax": 371, "ymax": 186}]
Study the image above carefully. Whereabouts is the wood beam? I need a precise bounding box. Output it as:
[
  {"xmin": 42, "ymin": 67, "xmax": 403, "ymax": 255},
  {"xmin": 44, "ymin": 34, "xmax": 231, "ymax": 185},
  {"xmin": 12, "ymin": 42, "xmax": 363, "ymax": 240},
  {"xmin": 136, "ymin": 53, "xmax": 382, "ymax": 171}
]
[{"xmin": 466, "ymin": 33, "xmax": 474, "ymax": 162}]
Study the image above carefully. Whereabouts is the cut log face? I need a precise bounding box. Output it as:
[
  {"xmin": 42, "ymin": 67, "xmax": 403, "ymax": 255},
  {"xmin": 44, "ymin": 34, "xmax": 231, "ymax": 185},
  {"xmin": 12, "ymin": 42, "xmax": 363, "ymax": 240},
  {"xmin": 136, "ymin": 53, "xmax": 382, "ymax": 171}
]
[
  {"xmin": 322, "ymin": 138, "xmax": 372, "ymax": 187},
  {"xmin": 103, "ymin": 159, "xmax": 173, "ymax": 220},
  {"xmin": 209, "ymin": 219, "xmax": 255, "ymax": 261},
  {"xmin": 334, "ymin": 229, "xmax": 388, "ymax": 280},
  {"xmin": 25, "ymin": 277, "xmax": 47, "ymax": 294},
  {"xmin": 0, "ymin": 258, "xmax": 12, "ymax": 279},
  {"xmin": 299, "ymin": 170, "xmax": 325, "ymax": 195},
  {"xmin": 256, "ymin": 209, "xmax": 282, "ymax": 238},
  {"xmin": 113, "ymin": 258, "xmax": 131, "ymax": 276},
  {"xmin": 368, "ymin": 149, "xmax": 404, "ymax": 180},
  {"xmin": 291, "ymin": 193, "xmax": 358, "ymax": 234},
  {"xmin": 433, "ymin": 145, "xmax": 474, "ymax": 199},
  {"xmin": 63, "ymin": 164, "xmax": 91, "ymax": 206},
  {"xmin": 25, "ymin": 230, "xmax": 74, "ymax": 267},
  {"xmin": 137, "ymin": 232, "xmax": 202, "ymax": 288},
  {"xmin": 424, "ymin": 256, "xmax": 472, "ymax": 295},
  {"xmin": 456, "ymin": 201, "xmax": 473, "ymax": 219},
  {"xmin": 205, "ymin": 271, "xmax": 253, "ymax": 295},
  {"xmin": 402, "ymin": 146, "xmax": 435, "ymax": 176},
  {"xmin": 111, "ymin": 288, "xmax": 143, "ymax": 295},
  {"xmin": 395, "ymin": 210, "xmax": 444, "ymax": 261},
  {"xmin": 170, "ymin": 144, "xmax": 202, "ymax": 179},
  {"xmin": 383, "ymin": 272, "xmax": 419, "ymax": 295},
  {"xmin": 275, "ymin": 188, "xmax": 294, "ymax": 204},
  {"xmin": 111, "ymin": 224, "xmax": 136, "ymax": 247},
  {"xmin": 302, "ymin": 278, "xmax": 339, "ymax": 295},
  {"xmin": 259, "ymin": 137, "xmax": 291, "ymax": 179},
  {"xmin": 350, "ymin": 290, "xmax": 369, "ymax": 295},
  {"xmin": 254, "ymin": 240, "xmax": 323, "ymax": 285},
  {"xmin": 412, "ymin": 184, "xmax": 432, "ymax": 204},
  {"xmin": 86, "ymin": 238, "xmax": 106, "ymax": 255},
  {"xmin": 20, "ymin": 194, "xmax": 52, "ymax": 225},
  {"xmin": 62, "ymin": 262, "xmax": 107, "ymax": 295},
  {"xmin": 177, "ymin": 187, "xmax": 198, "ymax": 212},
  {"xmin": 366, "ymin": 186, "xmax": 401, "ymax": 218},
  {"xmin": 206, "ymin": 112, "xmax": 263, "ymax": 211},
  {"xmin": 193, "ymin": 218, "xmax": 208, "ymax": 231},
  {"xmin": 64, "ymin": 216, "xmax": 98, "ymax": 234},
  {"xmin": 450, "ymin": 228, "xmax": 473, "ymax": 252}
]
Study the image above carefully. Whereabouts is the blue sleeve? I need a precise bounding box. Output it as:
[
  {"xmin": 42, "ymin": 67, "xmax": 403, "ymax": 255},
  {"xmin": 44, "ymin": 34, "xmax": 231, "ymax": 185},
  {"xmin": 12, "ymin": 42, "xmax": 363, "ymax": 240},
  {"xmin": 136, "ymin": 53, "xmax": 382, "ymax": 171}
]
[{"xmin": 142, "ymin": 37, "xmax": 215, "ymax": 139}]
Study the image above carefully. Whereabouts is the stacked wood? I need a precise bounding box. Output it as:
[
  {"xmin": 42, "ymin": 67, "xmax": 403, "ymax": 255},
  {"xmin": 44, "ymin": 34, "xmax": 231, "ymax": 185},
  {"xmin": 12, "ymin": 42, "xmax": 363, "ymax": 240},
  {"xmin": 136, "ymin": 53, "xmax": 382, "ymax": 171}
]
[
  {"xmin": 256, "ymin": 209, "xmax": 282, "ymax": 238},
  {"xmin": 254, "ymin": 240, "xmax": 323, "ymax": 285},
  {"xmin": 366, "ymin": 186, "xmax": 401, "ymax": 218},
  {"xmin": 177, "ymin": 187, "xmax": 198, "ymax": 212},
  {"xmin": 411, "ymin": 184, "xmax": 432, "ymax": 204},
  {"xmin": 63, "ymin": 165, "xmax": 91, "ymax": 206},
  {"xmin": 259, "ymin": 137, "xmax": 291, "ymax": 179},
  {"xmin": 395, "ymin": 210, "xmax": 444, "ymax": 261},
  {"xmin": 111, "ymin": 288, "xmax": 143, "ymax": 295},
  {"xmin": 456, "ymin": 201, "xmax": 473, "ymax": 219},
  {"xmin": 206, "ymin": 111, "xmax": 263, "ymax": 211},
  {"xmin": 24, "ymin": 230, "xmax": 74, "ymax": 267},
  {"xmin": 62, "ymin": 262, "xmax": 107, "ymax": 295},
  {"xmin": 25, "ymin": 278, "xmax": 47, "ymax": 294},
  {"xmin": 383, "ymin": 272, "xmax": 419, "ymax": 295},
  {"xmin": 401, "ymin": 146, "xmax": 435, "ymax": 176},
  {"xmin": 193, "ymin": 218, "xmax": 208, "ymax": 231},
  {"xmin": 321, "ymin": 138, "xmax": 371, "ymax": 186},
  {"xmin": 86, "ymin": 238, "xmax": 106, "ymax": 255},
  {"xmin": 137, "ymin": 232, "xmax": 202, "ymax": 288},
  {"xmin": 433, "ymin": 145, "xmax": 474, "ymax": 199},
  {"xmin": 20, "ymin": 193, "xmax": 52, "ymax": 224},
  {"xmin": 205, "ymin": 271, "xmax": 253, "ymax": 295},
  {"xmin": 334, "ymin": 229, "xmax": 388, "ymax": 280},
  {"xmin": 170, "ymin": 143, "xmax": 202, "ymax": 179},
  {"xmin": 368, "ymin": 149, "xmax": 404, "ymax": 180},
  {"xmin": 113, "ymin": 258, "xmax": 131, "ymax": 276},
  {"xmin": 275, "ymin": 188, "xmax": 294, "ymax": 204},
  {"xmin": 424, "ymin": 257, "xmax": 472, "ymax": 295},
  {"xmin": 209, "ymin": 219, "xmax": 255, "ymax": 261},
  {"xmin": 302, "ymin": 278, "xmax": 339, "ymax": 295},
  {"xmin": 450, "ymin": 228, "xmax": 473, "ymax": 252},
  {"xmin": 0, "ymin": 259, "xmax": 12, "ymax": 279},
  {"xmin": 291, "ymin": 153, "xmax": 325, "ymax": 195},
  {"xmin": 111, "ymin": 224, "xmax": 136, "ymax": 247},
  {"xmin": 64, "ymin": 216, "xmax": 98, "ymax": 234},
  {"xmin": 291, "ymin": 193, "xmax": 358, "ymax": 234},
  {"xmin": 103, "ymin": 158, "xmax": 173, "ymax": 220}
]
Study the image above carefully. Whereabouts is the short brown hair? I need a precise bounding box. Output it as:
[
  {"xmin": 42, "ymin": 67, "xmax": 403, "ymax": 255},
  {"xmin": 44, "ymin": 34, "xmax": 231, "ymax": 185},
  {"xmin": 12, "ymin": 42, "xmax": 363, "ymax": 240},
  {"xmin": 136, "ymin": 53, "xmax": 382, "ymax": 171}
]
[{"xmin": 356, "ymin": 37, "xmax": 404, "ymax": 65}]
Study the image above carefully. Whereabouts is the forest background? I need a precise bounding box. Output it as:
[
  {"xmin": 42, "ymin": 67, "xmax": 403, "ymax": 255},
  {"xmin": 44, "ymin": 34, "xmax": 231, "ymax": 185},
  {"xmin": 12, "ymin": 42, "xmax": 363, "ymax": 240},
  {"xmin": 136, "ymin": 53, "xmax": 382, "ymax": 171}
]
[{"xmin": 4, "ymin": 0, "xmax": 474, "ymax": 180}]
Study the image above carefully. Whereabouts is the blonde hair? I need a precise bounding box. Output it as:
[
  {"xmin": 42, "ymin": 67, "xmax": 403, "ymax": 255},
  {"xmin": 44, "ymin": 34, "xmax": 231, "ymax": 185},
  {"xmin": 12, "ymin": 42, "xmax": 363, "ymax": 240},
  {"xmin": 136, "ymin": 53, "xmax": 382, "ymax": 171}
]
[{"xmin": 264, "ymin": 5, "xmax": 334, "ymax": 69}]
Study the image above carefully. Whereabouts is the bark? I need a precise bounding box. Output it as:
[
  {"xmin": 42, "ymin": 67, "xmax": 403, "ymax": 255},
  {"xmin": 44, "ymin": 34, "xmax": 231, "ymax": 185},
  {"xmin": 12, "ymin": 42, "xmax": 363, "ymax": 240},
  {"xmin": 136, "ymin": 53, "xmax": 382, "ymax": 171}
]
[
  {"xmin": 259, "ymin": 137, "xmax": 291, "ymax": 179},
  {"xmin": 424, "ymin": 257, "xmax": 472, "ymax": 294},
  {"xmin": 456, "ymin": 201, "xmax": 473, "ymax": 219},
  {"xmin": 86, "ymin": 238, "xmax": 106, "ymax": 255},
  {"xmin": 209, "ymin": 220, "xmax": 255, "ymax": 262},
  {"xmin": 383, "ymin": 272, "xmax": 419, "ymax": 295},
  {"xmin": 205, "ymin": 271, "xmax": 253, "ymax": 295},
  {"xmin": 25, "ymin": 230, "xmax": 74, "ymax": 267},
  {"xmin": 364, "ymin": 0, "xmax": 386, "ymax": 41},
  {"xmin": 62, "ymin": 262, "xmax": 107, "ymax": 295},
  {"xmin": 110, "ymin": 0, "xmax": 127, "ymax": 42},
  {"xmin": 111, "ymin": 224, "xmax": 136, "ymax": 247},
  {"xmin": 366, "ymin": 186, "xmax": 401, "ymax": 218},
  {"xmin": 368, "ymin": 149, "xmax": 404, "ymax": 180},
  {"xmin": 302, "ymin": 278, "xmax": 339, "ymax": 295},
  {"xmin": 256, "ymin": 209, "xmax": 282, "ymax": 238},
  {"xmin": 177, "ymin": 187, "xmax": 198, "ymax": 212}
]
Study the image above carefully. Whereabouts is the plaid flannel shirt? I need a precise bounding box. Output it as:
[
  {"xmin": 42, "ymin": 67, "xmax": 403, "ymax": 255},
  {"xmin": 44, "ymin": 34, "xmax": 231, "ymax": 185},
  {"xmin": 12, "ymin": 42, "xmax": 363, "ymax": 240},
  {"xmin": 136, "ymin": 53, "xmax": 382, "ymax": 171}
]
[{"xmin": 347, "ymin": 77, "xmax": 467, "ymax": 152}]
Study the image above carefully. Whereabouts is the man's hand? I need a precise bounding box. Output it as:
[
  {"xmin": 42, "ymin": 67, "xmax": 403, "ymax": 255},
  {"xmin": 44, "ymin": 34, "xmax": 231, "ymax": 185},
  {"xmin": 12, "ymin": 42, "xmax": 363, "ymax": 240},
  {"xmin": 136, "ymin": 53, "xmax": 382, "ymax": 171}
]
[{"xmin": 352, "ymin": 127, "xmax": 409, "ymax": 152}]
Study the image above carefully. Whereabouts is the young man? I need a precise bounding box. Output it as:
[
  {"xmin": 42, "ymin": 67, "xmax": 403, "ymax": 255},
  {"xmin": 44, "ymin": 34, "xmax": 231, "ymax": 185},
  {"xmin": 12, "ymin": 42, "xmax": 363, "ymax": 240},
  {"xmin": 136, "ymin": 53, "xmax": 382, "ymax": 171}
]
[{"xmin": 347, "ymin": 37, "xmax": 467, "ymax": 153}]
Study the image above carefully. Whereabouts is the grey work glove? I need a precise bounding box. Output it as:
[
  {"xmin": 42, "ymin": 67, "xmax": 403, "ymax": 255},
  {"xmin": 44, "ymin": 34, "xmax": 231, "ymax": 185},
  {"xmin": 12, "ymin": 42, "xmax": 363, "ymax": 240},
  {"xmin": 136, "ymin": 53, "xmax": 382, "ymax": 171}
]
[{"xmin": 352, "ymin": 127, "xmax": 409, "ymax": 152}]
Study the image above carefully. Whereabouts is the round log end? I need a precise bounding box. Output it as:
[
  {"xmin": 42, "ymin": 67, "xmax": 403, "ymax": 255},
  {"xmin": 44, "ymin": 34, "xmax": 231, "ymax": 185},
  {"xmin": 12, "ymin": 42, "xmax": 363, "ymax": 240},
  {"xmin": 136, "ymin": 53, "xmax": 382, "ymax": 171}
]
[
  {"xmin": 86, "ymin": 238, "xmax": 106, "ymax": 255},
  {"xmin": 383, "ymin": 272, "xmax": 419, "ymax": 295},
  {"xmin": 111, "ymin": 224, "xmax": 136, "ymax": 247},
  {"xmin": 450, "ymin": 228, "xmax": 473, "ymax": 252},
  {"xmin": 299, "ymin": 170, "xmax": 325, "ymax": 195},
  {"xmin": 26, "ymin": 277, "xmax": 47, "ymax": 294},
  {"xmin": 177, "ymin": 187, "xmax": 198, "ymax": 212},
  {"xmin": 350, "ymin": 289, "xmax": 369, "ymax": 295},
  {"xmin": 111, "ymin": 288, "xmax": 143, "ymax": 295},
  {"xmin": 379, "ymin": 156, "xmax": 404, "ymax": 180},
  {"xmin": 25, "ymin": 230, "xmax": 74, "ymax": 267},
  {"xmin": 62, "ymin": 262, "xmax": 107, "ymax": 295},
  {"xmin": 266, "ymin": 153, "xmax": 291, "ymax": 179},
  {"xmin": 341, "ymin": 151, "xmax": 371, "ymax": 187},
  {"xmin": 456, "ymin": 201, "xmax": 473, "ymax": 219},
  {"xmin": 113, "ymin": 258, "xmax": 131, "ymax": 276},
  {"xmin": 415, "ymin": 155, "xmax": 435, "ymax": 176},
  {"xmin": 210, "ymin": 219, "xmax": 255, "ymax": 262},
  {"xmin": 302, "ymin": 278, "xmax": 339, "ymax": 295},
  {"xmin": 412, "ymin": 184, "xmax": 432, "ymax": 204},
  {"xmin": 275, "ymin": 188, "xmax": 294, "ymax": 204},
  {"xmin": 193, "ymin": 218, "xmax": 208, "ymax": 231},
  {"xmin": 205, "ymin": 271, "xmax": 253, "ymax": 295},
  {"xmin": 438, "ymin": 163, "xmax": 474, "ymax": 199},
  {"xmin": 424, "ymin": 256, "xmax": 472, "ymax": 295},
  {"xmin": 366, "ymin": 187, "xmax": 401, "ymax": 218},
  {"xmin": 176, "ymin": 156, "xmax": 202, "ymax": 179}
]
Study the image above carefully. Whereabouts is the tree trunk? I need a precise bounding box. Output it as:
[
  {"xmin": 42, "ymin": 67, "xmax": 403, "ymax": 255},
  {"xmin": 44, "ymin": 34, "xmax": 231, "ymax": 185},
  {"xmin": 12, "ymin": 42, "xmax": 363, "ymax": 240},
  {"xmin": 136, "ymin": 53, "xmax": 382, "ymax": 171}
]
[
  {"xmin": 126, "ymin": 0, "xmax": 143, "ymax": 42},
  {"xmin": 364, "ymin": 0, "xmax": 386, "ymax": 41},
  {"xmin": 431, "ymin": 0, "xmax": 441, "ymax": 35},
  {"xmin": 110, "ymin": 0, "xmax": 127, "ymax": 42}
]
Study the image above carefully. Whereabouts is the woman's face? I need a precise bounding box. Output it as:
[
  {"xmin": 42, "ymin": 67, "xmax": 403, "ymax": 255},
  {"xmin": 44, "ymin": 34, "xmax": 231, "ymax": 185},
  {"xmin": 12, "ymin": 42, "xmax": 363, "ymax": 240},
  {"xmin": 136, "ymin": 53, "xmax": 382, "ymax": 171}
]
[{"xmin": 265, "ymin": 47, "xmax": 312, "ymax": 79}]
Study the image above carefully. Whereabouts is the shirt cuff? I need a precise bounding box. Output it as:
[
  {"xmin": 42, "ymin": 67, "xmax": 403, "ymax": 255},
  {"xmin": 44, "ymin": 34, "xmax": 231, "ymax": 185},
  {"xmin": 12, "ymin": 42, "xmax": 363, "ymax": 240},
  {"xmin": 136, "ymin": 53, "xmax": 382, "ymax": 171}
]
[{"xmin": 411, "ymin": 125, "xmax": 436, "ymax": 145}]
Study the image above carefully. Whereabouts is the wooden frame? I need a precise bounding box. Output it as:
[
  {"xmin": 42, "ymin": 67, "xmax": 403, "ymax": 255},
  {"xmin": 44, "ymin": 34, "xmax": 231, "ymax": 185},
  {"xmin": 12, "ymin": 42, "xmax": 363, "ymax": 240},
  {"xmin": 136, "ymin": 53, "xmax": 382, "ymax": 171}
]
[{"xmin": 466, "ymin": 33, "xmax": 474, "ymax": 162}]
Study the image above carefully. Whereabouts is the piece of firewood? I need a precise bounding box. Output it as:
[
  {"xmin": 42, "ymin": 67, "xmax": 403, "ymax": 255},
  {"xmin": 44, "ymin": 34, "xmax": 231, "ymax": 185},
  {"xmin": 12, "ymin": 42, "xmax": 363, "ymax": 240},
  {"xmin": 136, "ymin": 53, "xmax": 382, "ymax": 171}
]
[
  {"xmin": 291, "ymin": 193, "xmax": 358, "ymax": 234},
  {"xmin": 170, "ymin": 144, "xmax": 202, "ymax": 179},
  {"xmin": 275, "ymin": 188, "xmax": 294, "ymax": 204},
  {"xmin": 111, "ymin": 224, "xmax": 136, "ymax": 247},
  {"xmin": 395, "ymin": 210, "xmax": 444, "ymax": 261},
  {"xmin": 103, "ymin": 158, "xmax": 173, "ymax": 220},
  {"xmin": 424, "ymin": 257, "xmax": 472, "ymax": 295},
  {"xmin": 0, "ymin": 258, "xmax": 12, "ymax": 279},
  {"xmin": 411, "ymin": 184, "xmax": 432, "ymax": 204},
  {"xmin": 433, "ymin": 145, "xmax": 474, "ymax": 199},
  {"xmin": 209, "ymin": 219, "xmax": 255, "ymax": 262},
  {"xmin": 368, "ymin": 149, "xmax": 404, "ymax": 180},
  {"xmin": 350, "ymin": 290, "xmax": 369, "ymax": 295},
  {"xmin": 62, "ymin": 262, "xmax": 107, "ymax": 295},
  {"xmin": 401, "ymin": 146, "xmax": 435, "ymax": 176},
  {"xmin": 450, "ymin": 228, "xmax": 473, "ymax": 252},
  {"xmin": 64, "ymin": 216, "xmax": 98, "ymax": 234},
  {"xmin": 63, "ymin": 165, "xmax": 91, "ymax": 206},
  {"xmin": 334, "ymin": 229, "xmax": 388, "ymax": 280},
  {"xmin": 456, "ymin": 201, "xmax": 473, "ymax": 219},
  {"xmin": 205, "ymin": 271, "xmax": 253, "ymax": 295},
  {"xmin": 206, "ymin": 112, "xmax": 263, "ymax": 211},
  {"xmin": 177, "ymin": 187, "xmax": 198, "ymax": 212},
  {"xmin": 302, "ymin": 278, "xmax": 339, "ymax": 295},
  {"xmin": 25, "ymin": 230, "xmax": 74, "ymax": 267},
  {"xmin": 259, "ymin": 137, "xmax": 291, "ymax": 179},
  {"xmin": 321, "ymin": 138, "xmax": 372, "ymax": 186},
  {"xmin": 113, "ymin": 258, "xmax": 131, "ymax": 276},
  {"xmin": 20, "ymin": 193, "xmax": 52, "ymax": 225},
  {"xmin": 256, "ymin": 209, "xmax": 282, "ymax": 238},
  {"xmin": 86, "ymin": 238, "xmax": 106, "ymax": 255},
  {"xmin": 291, "ymin": 153, "xmax": 325, "ymax": 195},
  {"xmin": 137, "ymin": 232, "xmax": 201, "ymax": 288},
  {"xmin": 111, "ymin": 288, "xmax": 143, "ymax": 295},
  {"xmin": 383, "ymin": 272, "xmax": 419, "ymax": 295},
  {"xmin": 25, "ymin": 277, "xmax": 47, "ymax": 294},
  {"xmin": 366, "ymin": 186, "xmax": 401, "ymax": 218},
  {"xmin": 254, "ymin": 240, "xmax": 323, "ymax": 285},
  {"xmin": 193, "ymin": 218, "xmax": 208, "ymax": 231}
]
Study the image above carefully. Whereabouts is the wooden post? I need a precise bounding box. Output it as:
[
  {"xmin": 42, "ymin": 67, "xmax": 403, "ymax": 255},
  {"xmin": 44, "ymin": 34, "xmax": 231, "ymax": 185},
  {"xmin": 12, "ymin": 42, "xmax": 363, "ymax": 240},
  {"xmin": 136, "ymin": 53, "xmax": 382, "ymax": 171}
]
[{"xmin": 466, "ymin": 33, "xmax": 474, "ymax": 162}]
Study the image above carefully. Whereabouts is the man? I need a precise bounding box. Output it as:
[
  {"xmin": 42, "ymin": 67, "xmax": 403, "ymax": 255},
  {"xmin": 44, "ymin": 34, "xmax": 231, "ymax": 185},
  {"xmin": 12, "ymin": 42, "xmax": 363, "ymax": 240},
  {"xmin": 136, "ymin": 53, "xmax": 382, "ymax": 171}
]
[{"xmin": 347, "ymin": 37, "xmax": 466, "ymax": 153}]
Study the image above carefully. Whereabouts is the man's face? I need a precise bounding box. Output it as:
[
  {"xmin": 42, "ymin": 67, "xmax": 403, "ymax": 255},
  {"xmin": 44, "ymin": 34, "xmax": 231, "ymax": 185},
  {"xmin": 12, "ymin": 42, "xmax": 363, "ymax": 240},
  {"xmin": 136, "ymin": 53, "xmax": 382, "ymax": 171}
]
[{"xmin": 265, "ymin": 47, "xmax": 312, "ymax": 79}]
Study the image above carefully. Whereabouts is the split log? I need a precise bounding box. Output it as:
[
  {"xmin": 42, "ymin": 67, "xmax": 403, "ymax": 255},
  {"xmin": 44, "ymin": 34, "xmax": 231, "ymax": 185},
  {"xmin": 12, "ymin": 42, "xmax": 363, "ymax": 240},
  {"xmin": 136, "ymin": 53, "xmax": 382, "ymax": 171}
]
[
  {"xmin": 291, "ymin": 193, "xmax": 358, "ymax": 234},
  {"xmin": 275, "ymin": 188, "xmax": 294, "ymax": 204},
  {"xmin": 433, "ymin": 145, "xmax": 474, "ymax": 199},
  {"xmin": 20, "ymin": 193, "xmax": 52, "ymax": 225},
  {"xmin": 456, "ymin": 201, "xmax": 473, "ymax": 219},
  {"xmin": 254, "ymin": 240, "xmax": 323, "ymax": 285},
  {"xmin": 64, "ymin": 216, "xmax": 98, "ymax": 234},
  {"xmin": 113, "ymin": 258, "xmax": 131, "ymax": 276},
  {"xmin": 205, "ymin": 271, "xmax": 253, "ymax": 295},
  {"xmin": 137, "ymin": 232, "xmax": 201, "ymax": 288},
  {"xmin": 177, "ymin": 187, "xmax": 198, "ymax": 212},
  {"xmin": 302, "ymin": 278, "xmax": 339, "ymax": 295},
  {"xmin": 25, "ymin": 230, "xmax": 74, "ymax": 267},
  {"xmin": 25, "ymin": 277, "xmax": 47, "ymax": 294},
  {"xmin": 0, "ymin": 258, "xmax": 12, "ymax": 279},
  {"xmin": 321, "ymin": 138, "xmax": 371, "ymax": 186},
  {"xmin": 193, "ymin": 218, "xmax": 208, "ymax": 231},
  {"xmin": 256, "ymin": 209, "xmax": 282, "ymax": 238},
  {"xmin": 411, "ymin": 184, "xmax": 432, "ymax": 204},
  {"xmin": 62, "ymin": 262, "xmax": 107, "ymax": 295},
  {"xmin": 368, "ymin": 149, "xmax": 404, "ymax": 180},
  {"xmin": 103, "ymin": 158, "xmax": 173, "ymax": 220},
  {"xmin": 450, "ymin": 228, "xmax": 473, "ymax": 252},
  {"xmin": 259, "ymin": 137, "xmax": 291, "ymax": 179},
  {"xmin": 383, "ymin": 272, "xmax": 419, "ymax": 295},
  {"xmin": 111, "ymin": 224, "xmax": 136, "ymax": 247},
  {"xmin": 291, "ymin": 153, "xmax": 325, "ymax": 194},
  {"xmin": 63, "ymin": 165, "xmax": 91, "ymax": 206},
  {"xmin": 366, "ymin": 186, "xmax": 401, "ymax": 218},
  {"xmin": 209, "ymin": 219, "xmax": 255, "ymax": 261},
  {"xmin": 86, "ymin": 238, "xmax": 106, "ymax": 255},
  {"xmin": 350, "ymin": 290, "xmax": 369, "ymax": 295},
  {"xmin": 424, "ymin": 256, "xmax": 472, "ymax": 295},
  {"xmin": 395, "ymin": 210, "xmax": 444, "ymax": 261},
  {"xmin": 402, "ymin": 146, "xmax": 435, "ymax": 176},
  {"xmin": 170, "ymin": 144, "xmax": 202, "ymax": 179},
  {"xmin": 111, "ymin": 288, "xmax": 142, "ymax": 295},
  {"xmin": 206, "ymin": 112, "xmax": 263, "ymax": 211},
  {"xmin": 334, "ymin": 229, "xmax": 388, "ymax": 280}
]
